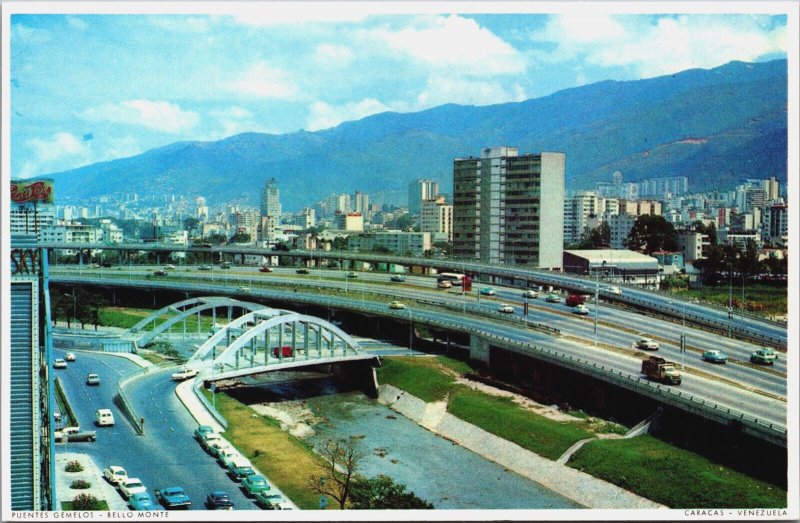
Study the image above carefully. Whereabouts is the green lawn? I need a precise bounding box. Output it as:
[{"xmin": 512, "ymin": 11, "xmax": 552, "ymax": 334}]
[
  {"xmin": 202, "ymin": 390, "xmax": 334, "ymax": 510},
  {"xmin": 376, "ymin": 356, "xmax": 469, "ymax": 402},
  {"xmin": 568, "ymin": 435, "xmax": 786, "ymax": 508},
  {"xmin": 668, "ymin": 283, "xmax": 787, "ymax": 316},
  {"xmin": 98, "ymin": 307, "xmax": 175, "ymax": 329},
  {"xmin": 448, "ymin": 388, "xmax": 593, "ymax": 460}
]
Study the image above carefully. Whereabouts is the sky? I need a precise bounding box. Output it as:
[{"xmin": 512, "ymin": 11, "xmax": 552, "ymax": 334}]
[{"xmin": 7, "ymin": 6, "xmax": 788, "ymax": 179}]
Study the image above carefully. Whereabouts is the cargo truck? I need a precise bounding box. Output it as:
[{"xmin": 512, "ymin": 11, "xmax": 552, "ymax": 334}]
[
  {"xmin": 641, "ymin": 356, "xmax": 682, "ymax": 385},
  {"xmin": 565, "ymin": 294, "xmax": 586, "ymax": 307}
]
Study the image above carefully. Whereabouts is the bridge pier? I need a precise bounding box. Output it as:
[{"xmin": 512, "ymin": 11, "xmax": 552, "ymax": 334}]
[
  {"xmin": 469, "ymin": 335, "xmax": 490, "ymax": 364},
  {"xmin": 331, "ymin": 359, "xmax": 381, "ymax": 398}
]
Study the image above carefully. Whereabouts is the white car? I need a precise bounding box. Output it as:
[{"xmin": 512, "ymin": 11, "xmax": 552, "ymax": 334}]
[
  {"xmin": 218, "ymin": 447, "xmax": 241, "ymax": 468},
  {"xmin": 605, "ymin": 286, "xmax": 623, "ymax": 295},
  {"xmin": 572, "ymin": 304, "xmax": 590, "ymax": 315},
  {"xmin": 53, "ymin": 358, "xmax": 68, "ymax": 369},
  {"xmin": 522, "ymin": 290, "xmax": 538, "ymax": 299},
  {"xmin": 388, "ymin": 301, "xmax": 406, "ymax": 310},
  {"xmin": 95, "ymin": 408, "xmax": 115, "ymax": 427},
  {"xmin": 119, "ymin": 477, "xmax": 147, "ymax": 499},
  {"xmin": 201, "ymin": 432, "xmax": 222, "ymax": 451},
  {"xmin": 208, "ymin": 440, "xmax": 233, "ymax": 458},
  {"xmin": 164, "ymin": 264, "xmax": 176, "ymax": 270},
  {"xmin": 498, "ymin": 304, "xmax": 515, "ymax": 314},
  {"xmin": 65, "ymin": 352, "xmax": 77, "ymax": 362},
  {"xmin": 237, "ymin": 286, "xmax": 251, "ymax": 293},
  {"xmin": 171, "ymin": 368, "xmax": 199, "ymax": 381},
  {"xmin": 635, "ymin": 337, "xmax": 660, "ymax": 351},
  {"xmin": 437, "ymin": 280, "xmax": 453, "ymax": 289},
  {"xmin": 103, "ymin": 465, "xmax": 128, "ymax": 485}
]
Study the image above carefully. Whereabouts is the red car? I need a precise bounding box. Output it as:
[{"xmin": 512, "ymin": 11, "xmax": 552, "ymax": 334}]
[
  {"xmin": 259, "ymin": 266, "xmax": 273, "ymax": 273},
  {"xmin": 272, "ymin": 346, "xmax": 293, "ymax": 358},
  {"xmin": 565, "ymin": 294, "xmax": 586, "ymax": 307}
]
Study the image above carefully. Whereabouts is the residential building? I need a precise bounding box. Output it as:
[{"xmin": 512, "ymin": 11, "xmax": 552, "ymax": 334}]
[
  {"xmin": 293, "ymin": 207, "xmax": 316, "ymax": 229},
  {"xmin": 608, "ymin": 213, "xmax": 638, "ymax": 249},
  {"xmin": 618, "ymin": 199, "xmax": 662, "ymax": 217},
  {"xmin": 761, "ymin": 176, "xmax": 780, "ymax": 201},
  {"xmin": 563, "ymin": 191, "xmax": 617, "ymax": 245},
  {"xmin": 352, "ymin": 191, "xmax": 370, "ymax": 218},
  {"xmin": 719, "ymin": 229, "xmax": 761, "ymax": 249},
  {"xmin": 347, "ymin": 231, "xmax": 431, "ymax": 256},
  {"xmin": 40, "ymin": 222, "xmax": 100, "ymax": 244},
  {"xmin": 408, "ymin": 179, "xmax": 439, "ymax": 215},
  {"xmin": 261, "ymin": 178, "xmax": 281, "ymax": 224},
  {"xmin": 763, "ymin": 203, "xmax": 788, "ymax": 246},
  {"xmin": 677, "ymin": 231, "xmax": 710, "ymax": 262},
  {"xmin": 420, "ymin": 196, "xmax": 453, "ymax": 242},
  {"xmin": 339, "ymin": 212, "xmax": 364, "ymax": 232},
  {"xmin": 453, "ymin": 146, "xmax": 565, "ymax": 269},
  {"xmin": 638, "ymin": 176, "xmax": 689, "ymax": 198},
  {"xmin": 98, "ymin": 219, "xmax": 123, "ymax": 243}
]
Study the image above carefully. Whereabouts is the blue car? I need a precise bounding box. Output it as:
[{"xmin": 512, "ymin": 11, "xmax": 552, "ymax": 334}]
[
  {"xmin": 155, "ymin": 487, "xmax": 191, "ymax": 510},
  {"xmin": 194, "ymin": 425, "xmax": 215, "ymax": 441},
  {"xmin": 129, "ymin": 492, "xmax": 163, "ymax": 511}
]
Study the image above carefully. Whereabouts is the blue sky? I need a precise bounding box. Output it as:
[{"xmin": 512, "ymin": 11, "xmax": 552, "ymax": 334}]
[{"xmin": 8, "ymin": 8, "xmax": 787, "ymax": 179}]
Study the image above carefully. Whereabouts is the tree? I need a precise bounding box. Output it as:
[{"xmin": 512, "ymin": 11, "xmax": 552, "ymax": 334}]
[
  {"xmin": 349, "ymin": 475, "xmax": 433, "ymax": 509},
  {"xmin": 694, "ymin": 244, "xmax": 726, "ymax": 283},
  {"xmin": 309, "ymin": 437, "xmax": 368, "ymax": 509},
  {"xmin": 432, "ymin": 241, "xmax": 452, "ymax": 257},
  {"xmin": 739, "ymin": 239, "xmax": 760, "ymax": 280},
  {"xmin": 577, "ymin": 222, "xmax": 610, "ymax": 249},
  {"xmin": 205, "ymin": 233, "xmax": 228, "ymax": 245},
  {"xmin": 625, "ymin": 215, "xmax": 678, "ymax": 254},
  {"xmin": 332, "ymin": 237, "xmax": 348, "ymax": 251},
  {"xmin": 371, "ymin": 245, "xmax": 393, "ymax": 255},
  {"xmin": 393, "ymin": 214, "xmax": 415, "ymax": 231},
  {"xmin": 692, "ymin": 220, "xmax": 718, "ymax": 245},
  {"xmin": 183, "ymin": 217, "xmax": 200, "ymax": 232},
  {"xmin": 229, "ymin": 232, "xmax": 251, "ymax": 244}
]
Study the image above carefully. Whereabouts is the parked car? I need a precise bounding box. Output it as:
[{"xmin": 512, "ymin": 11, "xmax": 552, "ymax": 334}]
[
  {"xmin": 65, "ymin": 352, "xmax": 76, "ymax": 361},
  {"xmin": 572, "ymin": 304, "xmax": 590, "ymax": 316},
  {"xmin": 390, "ymin": 275, "xmax": 406, "ymax": 282},
  {"xmin": 242, "ymin": 474, "xmax": 270, "ymax": 495},
  {"xmin": 480, "ymin": 287, "xmax": 496, "ymax": 296},
  {"xmin": 171, "ymin": 368, "xmax": 199, "ymax": 381},
  {"xmin": 53, "ymin": 358, "xmax": 68, "ymax": 369},
  {"xmin": 194, "ymin": 425, "xmax": 215, "ymax": 441},
  {"xmin": 750, "ymin": 347, "xmax": 778, "ymax": 365},
  {"xmin": 259, "ymin": 266, "xmax": 273, "ymax": 273},
  {"xmin": 54, "ymin": 426, "xmax": 96, "ymax": 442},
  {"xmin": 436, "ymin": 280, "xmax": 452, "ymax": 289},
  {"xmin": 86, "ymin": 373, "xmax": 101, "ymax": 386},
  {"xmin": 119, "ymin": 478, "xmax": 147, "ymax": 499},
  {"xmin": 545, "ymin": 293, "xmax": 561, "ymax": 303},
  {"xmin": 296, "ymin": 268, "xmax": 310, "ymax": 275},
  {"xmin": 218, "ymin": 447, "xmax": 241, "ymax": 468},
  {"xmin": 95, "ymin": 409, "xmax": 115, "ymax": 427},
  {"xmin": 498, "ymin": 304, "xmax": 515, "ymax": 314},
  {"xmin": 198, "ymin": 265, "xmax": 212, "ymax": 271},
  {"xmin": 702, "ymin": 349, "xmax": 728, "ymax": 364},
  {"xmin": 155, "ymin": 487, "xmax": 191, "ymax": 510},
  {"xmin": 522, "ymin": 289, "xmax": 538, "ymax": 299},
  {"xmin": 388, "ymin": 301, "xmax": 406, "ymax": 310},
  {"xmin": 254, "ymin": 491, "xmax": 285, "ymax": 509},
  {"xmin": 200, "ymin": 432, "xmax": 222, "ymax": 451},
  {"xmin": 103, "ymin": 465, "xmax": 128, "ymax": 485},
  {"xmin": 129, "ymin": 491, "xmax": 163, "ymax": 511},
  {"xmin": 153, "ymin": 270, "xmax": 167, "ymax": 276},
  {"xmin": 208, "ymin": 441, "xmax": 235, "ymax": 459},
  {"xmin": 635, "ymin": 337, "xmax": 660, "ymax": 351},
  {"xmin": 227, "ymin": 458, "xmax": 256, "ymax": 481},
  {"xmin": 272, "ymin": 346, "xmax": 293, "ymax": 358},
  {"xmin": 206, "ymin": 491, "xmax": 234, "ymax": 510}
]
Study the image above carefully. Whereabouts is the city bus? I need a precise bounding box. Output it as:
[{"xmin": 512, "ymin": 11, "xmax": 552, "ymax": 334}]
[{"xmin": 436, "ymin": 272, "xmax": 466, "ymax": 285}]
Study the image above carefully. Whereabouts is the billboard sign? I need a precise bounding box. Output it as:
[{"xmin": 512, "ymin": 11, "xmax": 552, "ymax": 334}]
[{"xmin": 11, "ymin": 179, "xmax": 54, "ymax": 204}]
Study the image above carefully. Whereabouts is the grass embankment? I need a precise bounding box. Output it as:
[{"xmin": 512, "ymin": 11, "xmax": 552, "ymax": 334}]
[
  {"xmin": 98, "ymin": 306, "xmax": 226, "ymax": 331},
  {"xmin": 377, "ymin": 356, "xmax": 595, "ymax": 460},
  {"xmin": 668, "ymin": 283, "xmax": 787, "ymax": 317},
  {"xmin": 569, "ymin": 435, "xmax": 786, "ymax": 509},
  {"xmin": 201, "ymin": 390, "xmax": 331, "ymax": 510},
  {"xmin": 137, "ymin": 351, "xmax": 171, "ymax": 366}
]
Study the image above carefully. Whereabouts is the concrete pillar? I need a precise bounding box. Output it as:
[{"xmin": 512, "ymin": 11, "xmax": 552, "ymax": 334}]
[{"xmin": 469, "ymin": 335, "xmax": 490, "ymax": 364}]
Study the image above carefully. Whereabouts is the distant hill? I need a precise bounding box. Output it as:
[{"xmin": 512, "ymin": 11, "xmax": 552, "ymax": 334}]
[{"xmin": 48, "ymin": 59, "xmax": 787, "ymax": 210}]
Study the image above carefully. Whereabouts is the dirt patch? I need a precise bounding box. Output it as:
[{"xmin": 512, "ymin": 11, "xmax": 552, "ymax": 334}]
[{"xmin": 250, "ymin": 400, "xmax": 324, "ymax": 439}]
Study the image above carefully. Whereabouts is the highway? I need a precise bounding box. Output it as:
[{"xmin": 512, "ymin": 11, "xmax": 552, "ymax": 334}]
[
  {"xmin": 51, "ymin": 265, "xmax": 787, "ymax": 398},
  {"xmin": 31, "ymin": 241, "xmax": 787, "ymax": 346},
  {"xmin": 49, "ymin": 271, "xmax": 787, "ymax": 432},
  {"xmin": 52, "ymin": 347, "xmax": 261, "ymax": 510}
]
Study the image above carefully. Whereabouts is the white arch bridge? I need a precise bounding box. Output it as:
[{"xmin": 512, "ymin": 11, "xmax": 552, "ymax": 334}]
[{"xmin": 131, "ymin": 297, "xmax": 380, "ymax": 390}]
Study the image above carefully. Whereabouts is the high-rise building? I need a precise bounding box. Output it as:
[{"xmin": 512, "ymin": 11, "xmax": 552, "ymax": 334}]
[
  {"xmin": 408, "ymin": 179, "xmax": 439, "ymax": 216},
  {"xmin": 294, "ymin": 207, "xmax": 316, "ymax": 229},
  {"xmin": 638, "ymin": 176, "xmax": 689, "ymax": 198},
  {"xmin": 563, "ymin": 191, "xmax": 618, "ymax": 245},
  {"xmin": 420, "ymin": 195, "xmax": 453, "ymax": 242},
  {"xmin": 261, "ymin": 178, "xmax": 281, "ymax": 223},
  {"xmin": 352, "ymin": 191, "xmax": 370, "ymax": 217},
  {"xmin": 453, "ymin": 146, "xmax": 565, "ymax": 268},
  {"xmin": 763, "ymin": 203, "xmax": 788, "ymax": 246},
  {"xmin": 761, "ymin": 177, "xmax": 780, "ymax": 201}
]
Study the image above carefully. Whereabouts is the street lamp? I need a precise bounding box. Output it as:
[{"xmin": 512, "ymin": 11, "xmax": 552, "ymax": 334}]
[{"xmin": 594, "ymin": 260, "xmax": 606, "ymax": 346}]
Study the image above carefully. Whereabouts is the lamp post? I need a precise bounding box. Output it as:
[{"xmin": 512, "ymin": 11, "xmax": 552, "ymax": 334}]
[{"xmin": 594, "ymin": 260, "xmax": 606, "ymax": 346}]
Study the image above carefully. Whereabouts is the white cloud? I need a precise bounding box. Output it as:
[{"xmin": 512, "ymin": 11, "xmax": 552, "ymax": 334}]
[
  {"xmin": 66, "ymin": 16, "xmax": 89, "ymax": 31},
  {"xmin": 417, "ymin": 76, "xmax": 528, "ymax": 109},
  {"xmin": 307, "ymin": 98, "xmax": 392, "ymax": 131},
  {"xmin": 231, "ymin": 8, "xmax": 366, "ymax": 26},
  {"xmin": 148, "ymin": 16, "xmax": 211, "ymax": 33},
  {"xmin": 313, "ymin": 44, "xmax": 354, "ymax": 66},
  {"xmin": 22, "ymin": 132, "xmax": 92, "ymax": 176},
  {"xmin": 79, "ymin": 100, "xmax": 200, "ymax": 133},
  {"xmin": 226, "ymin": 61, "xmax": 298, "ymax": 99},
  {"xmin": 99, "ymin": 136, "xmax": 142, "ymax": 161},
  {"xmin": 371, "ymin": 15, "xmax": 525, "ymax": 76},
  {"xmin": 206, "ymin": 106, "xmax": 270, "ymax": 138},
  {"xmin": 535, "ymin": 14, "xmax": 787, "ymax": 77}
]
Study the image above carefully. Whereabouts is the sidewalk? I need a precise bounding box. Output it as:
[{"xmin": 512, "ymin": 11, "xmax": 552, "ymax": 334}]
[
  {"xmin": 55, "ymin": 452, "xmax": 128, "ymax": 511},
  {"xmin": 174, "ymin": 379, "xmax": 225, "ymax": 433}
]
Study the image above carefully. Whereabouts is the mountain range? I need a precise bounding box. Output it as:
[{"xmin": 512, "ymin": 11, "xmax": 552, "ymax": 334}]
[{"xmin": 48, "ymin": 59, "xmax": 788, "ymax": 211}]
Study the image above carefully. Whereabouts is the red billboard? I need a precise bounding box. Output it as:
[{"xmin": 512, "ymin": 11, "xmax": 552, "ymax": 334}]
[{"xmin": 11, "ymin": 179, "xmax": 54, "ymax": 204}]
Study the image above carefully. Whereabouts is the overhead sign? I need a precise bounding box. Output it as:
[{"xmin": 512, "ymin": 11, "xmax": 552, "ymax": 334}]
[{"xmin": 11, "ymin": 179, "xmax": 54, "ymax": 204}]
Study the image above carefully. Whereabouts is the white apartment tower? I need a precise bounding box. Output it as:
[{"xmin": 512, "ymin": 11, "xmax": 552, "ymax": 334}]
[
  {"xmin": 420, "ymin": 196, "xmax": 453, "ymax": 242},
  {"xmin": 453, "ymin": 146, "xmax": 565, "ymax": 269}
]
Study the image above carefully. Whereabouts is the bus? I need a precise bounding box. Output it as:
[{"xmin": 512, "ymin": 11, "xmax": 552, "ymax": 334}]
[{"xmin": 436, "ymin": 272, "xmax": 466, "ymax": 285}]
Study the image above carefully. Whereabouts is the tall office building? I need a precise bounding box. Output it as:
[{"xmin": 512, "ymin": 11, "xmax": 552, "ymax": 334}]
[
  {"xmin": 261, "ymin": 178, "xmax": 281, "ymax": 223},
  {"xmin": 420, "ymin": 195, "xmax": 453, "ymax": 242},
  {"xmin": 408, "ymin": 179, "xmax": 439, "ymax": 216},
  {"xmin": 453, "ymin": 146, "xmax": 565, "ymax": 269}
]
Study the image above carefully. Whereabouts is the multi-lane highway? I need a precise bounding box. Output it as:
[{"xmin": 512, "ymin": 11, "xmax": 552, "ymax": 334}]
[
  {"xmin": 49, "ymin": 267, "xmax": 787, "ymax": 432},
  {"xmin": 52, "ymin": 348, "xmax": 261, "ymax": 510}
]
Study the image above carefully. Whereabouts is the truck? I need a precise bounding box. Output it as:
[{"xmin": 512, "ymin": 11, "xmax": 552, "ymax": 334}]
[
  {"xmin": 565, "ymin": 294, "xmax": 586, "ymax": 307},
  {"xmin": 54, "ymin": 426, "xmax": 97, "ymax": 442},
  {"xmin": 641, "ymin": 356, "xmax": 682, "ymax": 385}
]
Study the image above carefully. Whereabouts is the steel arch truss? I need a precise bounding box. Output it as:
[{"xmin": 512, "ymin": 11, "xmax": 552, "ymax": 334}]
[
  {"xmin": 191, "ymin": 311, "xmax": 369, "ymax": 381},
  {"xmin": 132, "ymin": 296, "xmax": 265, "ymax": 347}
]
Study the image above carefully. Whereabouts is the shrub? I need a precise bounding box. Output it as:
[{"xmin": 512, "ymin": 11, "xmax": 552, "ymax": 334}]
[
  {"xmin": 65, "ymin": 460, "xmax": 84, "ymax": 472},
  {"xmin": 71, "ymin": 493, "xmax": 103, "ymax": 510},
  {"xmin": 70, "ymin": 479, "xmax": 91, "ymax": 489}
]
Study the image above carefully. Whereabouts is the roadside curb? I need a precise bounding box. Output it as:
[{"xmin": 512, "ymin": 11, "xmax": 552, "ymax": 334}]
[{"xmin": 174, "ymin": 379, "xmax": 225, "ymax": 433}]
